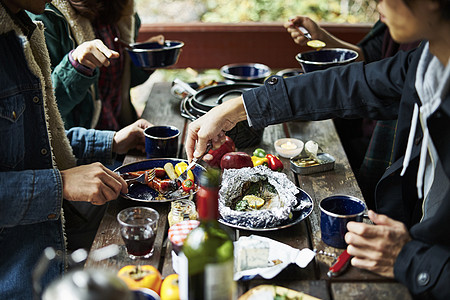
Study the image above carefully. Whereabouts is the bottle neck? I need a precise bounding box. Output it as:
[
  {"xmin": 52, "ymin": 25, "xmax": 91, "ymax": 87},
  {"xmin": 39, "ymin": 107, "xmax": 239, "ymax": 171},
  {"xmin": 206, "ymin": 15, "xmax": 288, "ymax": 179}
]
[{"xmin": 196, "ymin": 186, "xmax": 219, "ymax": 221}]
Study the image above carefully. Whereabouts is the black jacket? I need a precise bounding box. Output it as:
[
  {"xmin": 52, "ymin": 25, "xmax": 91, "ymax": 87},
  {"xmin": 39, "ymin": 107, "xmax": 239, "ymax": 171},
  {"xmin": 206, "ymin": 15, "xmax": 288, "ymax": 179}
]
[{"xmin": 243, "ymin": 43, "xmax": 450, "ymax": 299}]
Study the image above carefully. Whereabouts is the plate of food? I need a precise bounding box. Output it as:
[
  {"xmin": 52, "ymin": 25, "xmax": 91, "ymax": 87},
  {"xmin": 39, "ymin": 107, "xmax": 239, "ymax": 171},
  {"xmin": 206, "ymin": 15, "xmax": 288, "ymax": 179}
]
[
  {"xmin": 218, "ymin": 188, "xmax": 313, "ymax": 231},
  {"xmin": 239, "ymin": 285, "xmax": 320, "ymax": 300},
  {"xmin": 218, "ymin": 166, "xmax": 313, "ymax": 231},
  {"xmin": 115, "ymin": 158, "xmax": 206, "ymax": 202}
]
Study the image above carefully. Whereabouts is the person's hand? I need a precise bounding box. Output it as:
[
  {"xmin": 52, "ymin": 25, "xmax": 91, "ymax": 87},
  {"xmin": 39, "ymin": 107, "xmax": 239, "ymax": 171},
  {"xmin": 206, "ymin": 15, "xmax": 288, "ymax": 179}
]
[
  {"xmin": 145, "ymin": 34, "xmax": 165, "ymax": 45},
  {"xmin": 345, "ymin": 210, "xmax": 411, "ymax": 277},
  {"xmin": 71, "ymin": 39, "xmax": 120, "ymax": 69},
  {"xmin": 185, "ymin": 96, "xmax": 247, "ymax": 162},
  {"xmin": 61, "ymin": 162, "xmax": 128, "ymax": 205},
  {"xmin": 284, "ymin": 16, "xmax": 325, "ymax": 46},
  {"xmin": 113, "ymin": 119, "xmax": 153, "ymax": 154}
]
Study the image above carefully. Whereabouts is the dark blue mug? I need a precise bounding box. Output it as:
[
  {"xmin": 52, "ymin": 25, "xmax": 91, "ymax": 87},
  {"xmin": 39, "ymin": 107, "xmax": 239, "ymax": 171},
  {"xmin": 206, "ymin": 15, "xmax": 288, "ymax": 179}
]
[
  {"xmin": 144, "ymin": 125, "xmax": 180, "ymax": 158},
  {"xmin": 319, "ymin": 195, "xmax": 366, "ymax": 249}
]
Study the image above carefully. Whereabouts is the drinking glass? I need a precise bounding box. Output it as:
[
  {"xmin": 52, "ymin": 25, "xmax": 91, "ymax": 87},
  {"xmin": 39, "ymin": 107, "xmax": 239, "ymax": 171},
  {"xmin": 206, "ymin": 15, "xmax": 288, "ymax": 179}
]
[{"xmin": 117, "ymin": 207, "xmax": 159, "ymax": 259}]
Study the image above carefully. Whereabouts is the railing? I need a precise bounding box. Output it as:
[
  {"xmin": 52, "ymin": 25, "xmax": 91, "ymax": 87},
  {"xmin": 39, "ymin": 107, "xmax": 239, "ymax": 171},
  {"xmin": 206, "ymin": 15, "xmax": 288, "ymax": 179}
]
[{"xmin": 138, "ymin": 22, "xmax": 372, "ymax": 69}]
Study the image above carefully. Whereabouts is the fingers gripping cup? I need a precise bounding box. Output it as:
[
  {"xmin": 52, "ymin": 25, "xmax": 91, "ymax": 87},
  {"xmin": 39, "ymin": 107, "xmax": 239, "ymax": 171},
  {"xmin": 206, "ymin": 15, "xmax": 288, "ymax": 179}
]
[
  {"xmin": 319, "ymin": 195, "xmax": 366, "ymax": 249},
  {"xmin": 117, "ymin": 207, "xmax": 159, "ymax": 259},
  {"xmin": 144, "ymin": 125, "xmax": 180, "ymax": 158}
]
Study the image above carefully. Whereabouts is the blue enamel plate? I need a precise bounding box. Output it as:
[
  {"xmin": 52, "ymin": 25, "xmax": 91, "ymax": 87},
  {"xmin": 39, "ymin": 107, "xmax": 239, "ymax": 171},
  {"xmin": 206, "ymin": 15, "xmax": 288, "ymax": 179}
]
[
  {"xmin": 218, "ymin": 188, "xmax": 314, "ymax": 231},
  {"xmin": 114, "ymin": 158, "xmax": 206, "ymax": 202}
]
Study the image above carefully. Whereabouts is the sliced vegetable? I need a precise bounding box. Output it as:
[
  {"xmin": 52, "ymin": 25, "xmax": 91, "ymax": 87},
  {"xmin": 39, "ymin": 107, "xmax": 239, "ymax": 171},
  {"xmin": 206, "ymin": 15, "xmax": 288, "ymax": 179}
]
[
  {"xmin": 266, "ymin": 154, "xmax": 284, "ymax": 171},
  {"xmin": 252, "ymin": 148, "xmax": 266, "ymax": 158},
  {"xmin": 174, "ymin": 162, "xmax": 194, "ymax": 181},
  {"xmin": 164, "ymin": 162, "xmax": 177, "ymax": 180},
  {"xmin": 181, "ymin": 179, "xmax": 195, "ymax": 192},
  {"xmin": 251, "ymin": 155, "xmax": 268, "ymax": 167}
]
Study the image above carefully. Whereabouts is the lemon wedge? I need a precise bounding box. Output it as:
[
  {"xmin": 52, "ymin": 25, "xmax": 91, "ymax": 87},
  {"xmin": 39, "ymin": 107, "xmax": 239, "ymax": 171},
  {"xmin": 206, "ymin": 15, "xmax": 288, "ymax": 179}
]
[
  {"xmin": 243, "ymin": 195, "xmax": 265, "ymax": 209},
  {"xmin": 307, "ymin": 40, "xmax": 326, "ymax": 50}
]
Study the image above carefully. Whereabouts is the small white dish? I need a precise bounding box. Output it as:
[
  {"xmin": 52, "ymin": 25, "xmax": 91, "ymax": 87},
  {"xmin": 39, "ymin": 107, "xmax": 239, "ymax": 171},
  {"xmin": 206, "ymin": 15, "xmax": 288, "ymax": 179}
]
[{"xmin": 274, "ymin": 138, "xmax": 304, "ymax": 158}]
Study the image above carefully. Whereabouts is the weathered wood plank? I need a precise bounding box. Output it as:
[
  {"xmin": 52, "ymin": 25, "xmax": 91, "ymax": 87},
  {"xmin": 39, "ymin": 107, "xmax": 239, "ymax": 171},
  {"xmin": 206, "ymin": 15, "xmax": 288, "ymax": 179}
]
[{"xmin": 331, "ymin": 282, "xmax": 412, "ymax": 300}]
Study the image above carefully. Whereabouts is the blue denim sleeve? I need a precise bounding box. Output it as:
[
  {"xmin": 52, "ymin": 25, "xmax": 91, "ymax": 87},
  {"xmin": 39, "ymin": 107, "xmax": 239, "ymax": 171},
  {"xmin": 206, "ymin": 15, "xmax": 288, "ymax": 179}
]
[
  {"xmin": 66, "ymin": 127, "xmax": 116, "ymax": 165},
  {"xmin": 0, "ymin": 168, "xmax": 62, "ymax": 227}
]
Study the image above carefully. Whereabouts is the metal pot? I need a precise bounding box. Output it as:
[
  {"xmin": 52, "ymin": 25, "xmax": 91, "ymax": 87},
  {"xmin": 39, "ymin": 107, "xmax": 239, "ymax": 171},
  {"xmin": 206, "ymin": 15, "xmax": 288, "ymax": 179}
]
[
  {"xmin": 127, "ymin": 40, "xmax": 184, "ymax": 70},
  {"xmin": 175, "ymin": 80, "xmax": 265, "ymax": 149}
]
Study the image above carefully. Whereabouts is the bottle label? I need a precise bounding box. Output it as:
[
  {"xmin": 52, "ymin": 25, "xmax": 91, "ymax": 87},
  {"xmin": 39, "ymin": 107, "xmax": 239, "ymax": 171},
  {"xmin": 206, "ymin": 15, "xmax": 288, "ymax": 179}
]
[
  {"xmin": 178, "ymin": 254, "xmax": 235, "ymax": 300},
  {"xmin": 178, "ymin": 252, "xmax": 189, "ymax": 300},
  {"xmin": 205, "ymin": 259, "xmax": 235, "ymax": 300}
]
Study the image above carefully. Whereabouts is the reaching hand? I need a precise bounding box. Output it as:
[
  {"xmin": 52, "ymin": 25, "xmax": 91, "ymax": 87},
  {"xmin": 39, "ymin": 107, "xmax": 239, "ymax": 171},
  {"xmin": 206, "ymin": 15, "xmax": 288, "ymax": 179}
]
[
  {"xmin": 284, "ymin": 16, "xmax": 325, "ymax": 46},
  {"xmin": 71, "ymin": 39, "xmax": 120, "ymax": 69},
  {"xmin": 113, "ymin": 119, "xmax": 153, "ymax": 154},
  {"xmin": 185, "ymin": 96, "xmax": 247, "ymax": 162},
  {"xmin": 146, "ymin": 34, "xmax": 165, "ymax": 45},
  {"xmin": 345, "ymin": 210, "xmax": 411, "ymax": 277},
  {"xmin": 61, "ymin": 162, "xmax": 128, "ymax": 205}
]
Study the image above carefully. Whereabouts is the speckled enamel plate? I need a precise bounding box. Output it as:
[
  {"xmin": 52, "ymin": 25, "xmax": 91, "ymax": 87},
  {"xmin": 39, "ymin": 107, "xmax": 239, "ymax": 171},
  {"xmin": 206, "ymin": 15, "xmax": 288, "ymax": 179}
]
[
  {"xmin": 218, "ymin": 188, "xmax": 314, "ymax": 231},
  {"xmin": 114, "ymin": 158, "xmax": 206, "ymax": 202}
]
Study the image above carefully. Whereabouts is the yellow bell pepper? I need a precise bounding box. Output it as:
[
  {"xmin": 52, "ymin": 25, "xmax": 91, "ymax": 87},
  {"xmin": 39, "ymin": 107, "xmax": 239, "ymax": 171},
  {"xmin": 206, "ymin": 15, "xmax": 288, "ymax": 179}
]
[
  {"xmin": 251, "ymin": 156, "xmax": 268, "ymax": 167},
  {"xmin": 117, "ymin": 265, "xmax": 162, "ymax": 294},
  {"xmin": 174, "ymin": 162, "xmax": 194, "ymax": 181}
]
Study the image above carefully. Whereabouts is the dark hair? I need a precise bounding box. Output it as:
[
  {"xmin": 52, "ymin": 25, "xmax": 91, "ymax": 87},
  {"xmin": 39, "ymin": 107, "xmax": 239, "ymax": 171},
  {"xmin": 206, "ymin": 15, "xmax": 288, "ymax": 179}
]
[
  {"xmin": 403, "ymin": 0, "xmax": 450, "ymax": 20},
  {"xmin": 68, "ymin": 0, "xmax": 130, "ymax": 24}
]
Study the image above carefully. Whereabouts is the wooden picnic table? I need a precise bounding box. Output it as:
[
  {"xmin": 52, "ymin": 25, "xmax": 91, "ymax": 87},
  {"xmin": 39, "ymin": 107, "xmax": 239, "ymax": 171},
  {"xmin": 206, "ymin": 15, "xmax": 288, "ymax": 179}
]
[{"xmin": 85, "ymin": 82, "xmax": 411, "ymax": 300}]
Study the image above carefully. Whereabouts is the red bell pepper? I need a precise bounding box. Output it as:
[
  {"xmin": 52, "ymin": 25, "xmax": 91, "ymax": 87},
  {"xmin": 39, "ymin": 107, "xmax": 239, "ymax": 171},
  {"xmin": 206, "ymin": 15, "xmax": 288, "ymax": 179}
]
[
  {"xmin": 181, "ymin": 179, "xmax": 195, "ymax": 192},
  {"xmin": 207, "ymin": 136, "xmax": 236, "ymax": 167},
  {"xmin": 266, "ymin": 154, "xmax": 284, "ymax": 171}
]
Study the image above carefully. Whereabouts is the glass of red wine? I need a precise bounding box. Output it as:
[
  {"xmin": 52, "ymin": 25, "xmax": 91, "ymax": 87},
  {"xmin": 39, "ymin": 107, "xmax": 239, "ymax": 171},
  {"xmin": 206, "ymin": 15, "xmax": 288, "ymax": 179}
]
[{"xmin": 117, "ymin": 207, "xmax": 159, "ymax": 259}]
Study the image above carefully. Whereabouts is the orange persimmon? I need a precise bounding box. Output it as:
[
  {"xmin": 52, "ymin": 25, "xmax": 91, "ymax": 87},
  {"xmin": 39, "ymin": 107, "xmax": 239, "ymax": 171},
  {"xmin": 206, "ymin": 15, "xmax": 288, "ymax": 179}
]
[{"xmin": 117, "ymin": 265, "xmax": 162, "ymax": 294}]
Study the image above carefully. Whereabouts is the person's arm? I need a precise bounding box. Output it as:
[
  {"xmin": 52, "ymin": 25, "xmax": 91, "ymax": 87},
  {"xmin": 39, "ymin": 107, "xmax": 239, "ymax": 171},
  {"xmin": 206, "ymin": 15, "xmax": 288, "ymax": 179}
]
[
  {"xmin": 28, "ymin": 10, "xmax": 101, "ymax": 119},
  {"xmin": 243, "ymin": 44, "xmax": 424, "ymax": 130},
  {"xmin": 284, "ymin": 16, "xmax": 365, "ymax": 61},
  {"xmin": 393, "ymin": 186, "xmax": 450, "ymax": 299}
]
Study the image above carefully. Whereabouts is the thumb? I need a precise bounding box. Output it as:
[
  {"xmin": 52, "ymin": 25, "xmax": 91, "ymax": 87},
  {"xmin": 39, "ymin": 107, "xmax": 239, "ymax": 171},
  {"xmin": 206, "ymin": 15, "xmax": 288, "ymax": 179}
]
[
  {"xmin": 368, "ymin": 210, "xmax": 398, "ymax": 227},
  {"xmin": 110, "ymin": 50, "xmax": 120, "ymax": 59}
]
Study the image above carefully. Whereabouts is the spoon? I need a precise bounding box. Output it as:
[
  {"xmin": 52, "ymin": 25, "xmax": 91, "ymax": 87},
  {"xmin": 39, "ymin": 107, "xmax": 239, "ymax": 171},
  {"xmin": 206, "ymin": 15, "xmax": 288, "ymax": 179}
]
[
  {"xmin": 114, "ymin": 37, "xmax": 134, "ymax": 49},
  {"xmin": 298, "ymin": 27, "xmax": 326, "ymax": 50}
]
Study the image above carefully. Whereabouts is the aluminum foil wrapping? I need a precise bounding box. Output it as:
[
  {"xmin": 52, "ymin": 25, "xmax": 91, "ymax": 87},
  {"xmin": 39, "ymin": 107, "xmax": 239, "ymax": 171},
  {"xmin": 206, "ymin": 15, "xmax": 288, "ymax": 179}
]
[{"xmin": 219, "ymin": 165, "xmax": 305, "ymax": 228}]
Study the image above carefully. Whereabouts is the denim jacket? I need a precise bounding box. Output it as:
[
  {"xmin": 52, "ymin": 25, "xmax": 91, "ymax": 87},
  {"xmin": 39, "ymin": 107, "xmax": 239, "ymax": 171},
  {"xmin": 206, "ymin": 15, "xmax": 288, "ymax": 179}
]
[{"xmin": 0, "ymin": 8, "xmax": 115, "ymax": 299}]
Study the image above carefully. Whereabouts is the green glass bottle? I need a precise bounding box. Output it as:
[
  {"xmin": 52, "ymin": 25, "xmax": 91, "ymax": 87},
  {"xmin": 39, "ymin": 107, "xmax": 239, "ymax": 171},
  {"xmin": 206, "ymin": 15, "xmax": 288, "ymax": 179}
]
[{"xmin": 179, "ymin": 168, "xmax": 236, "ymax": 300}]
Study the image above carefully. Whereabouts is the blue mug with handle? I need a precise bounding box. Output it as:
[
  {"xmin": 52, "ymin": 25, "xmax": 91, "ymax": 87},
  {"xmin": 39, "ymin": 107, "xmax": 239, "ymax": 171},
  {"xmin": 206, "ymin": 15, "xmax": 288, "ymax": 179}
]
[
  {"xmin": 319, "ymin": 195, "xmax": 366, "ymax": 249},
  {"xmin": 144, "ymin": 125, "xmax": 180, "ymax": 158}
]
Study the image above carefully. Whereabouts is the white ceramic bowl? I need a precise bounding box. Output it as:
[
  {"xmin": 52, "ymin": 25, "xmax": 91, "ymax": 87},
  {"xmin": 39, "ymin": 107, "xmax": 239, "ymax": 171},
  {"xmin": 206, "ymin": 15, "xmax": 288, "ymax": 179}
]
[{"xmin": 274, "ymin": 138, "xmax": 304, "ymax": 158}]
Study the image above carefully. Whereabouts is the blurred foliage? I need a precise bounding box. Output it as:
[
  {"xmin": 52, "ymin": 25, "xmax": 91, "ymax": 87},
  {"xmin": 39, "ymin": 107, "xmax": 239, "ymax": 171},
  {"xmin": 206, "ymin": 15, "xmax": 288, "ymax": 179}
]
[{"xmin": 136, "ymin": 0, "xmax": 379, "ymax": 23}]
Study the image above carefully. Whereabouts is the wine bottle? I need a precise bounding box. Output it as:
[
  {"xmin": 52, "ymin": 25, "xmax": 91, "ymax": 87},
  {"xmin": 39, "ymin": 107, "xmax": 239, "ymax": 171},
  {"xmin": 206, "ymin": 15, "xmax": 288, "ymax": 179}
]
[{"xmin": 179, "ymin": 168, "xmax": 236, "ymax": 300}]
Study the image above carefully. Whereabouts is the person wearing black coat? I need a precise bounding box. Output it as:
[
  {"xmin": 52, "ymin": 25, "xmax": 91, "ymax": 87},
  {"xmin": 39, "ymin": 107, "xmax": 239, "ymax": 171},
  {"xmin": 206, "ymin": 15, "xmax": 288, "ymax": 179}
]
[{"xmin": 185, "ymin": 0, "xmax": 450, "ymax": 298}]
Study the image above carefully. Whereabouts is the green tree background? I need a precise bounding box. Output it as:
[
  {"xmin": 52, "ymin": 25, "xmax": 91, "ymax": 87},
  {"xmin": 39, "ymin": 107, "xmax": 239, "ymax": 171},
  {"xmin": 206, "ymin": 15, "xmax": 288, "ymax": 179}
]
[{"xmin": 136, "ymin": 0, "xmax": 379, "ymax": 24}]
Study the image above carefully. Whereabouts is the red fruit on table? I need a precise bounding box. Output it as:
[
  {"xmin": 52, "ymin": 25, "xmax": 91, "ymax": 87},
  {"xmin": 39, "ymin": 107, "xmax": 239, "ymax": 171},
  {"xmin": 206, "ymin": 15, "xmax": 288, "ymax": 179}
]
[
  {"xmin": 207, "ymin": 136, "xmax": 236, "ymax": 167},
  {"xmin": 220, "ymin": 152, "xmax": 253, "ymax": 170}
]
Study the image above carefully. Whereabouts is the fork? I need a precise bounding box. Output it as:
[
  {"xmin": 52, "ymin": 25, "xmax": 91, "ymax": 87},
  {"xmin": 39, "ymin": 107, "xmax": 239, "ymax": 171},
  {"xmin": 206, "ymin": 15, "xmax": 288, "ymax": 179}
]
[{"xmin": 121, "ymin": 169, "xmax": 156, "ymax": 185}]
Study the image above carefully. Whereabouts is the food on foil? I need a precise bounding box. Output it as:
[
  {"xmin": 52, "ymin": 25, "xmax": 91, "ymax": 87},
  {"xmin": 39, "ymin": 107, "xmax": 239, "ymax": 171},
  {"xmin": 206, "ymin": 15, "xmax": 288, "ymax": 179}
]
[{"xmin": 219, "ymin": 165, "xmax": 310, "ymax": 228}]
